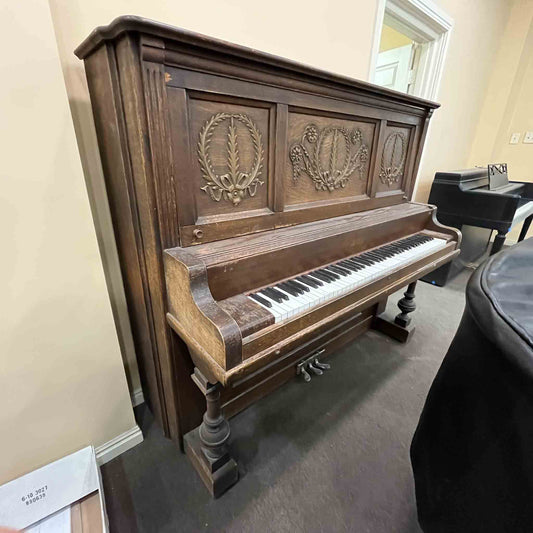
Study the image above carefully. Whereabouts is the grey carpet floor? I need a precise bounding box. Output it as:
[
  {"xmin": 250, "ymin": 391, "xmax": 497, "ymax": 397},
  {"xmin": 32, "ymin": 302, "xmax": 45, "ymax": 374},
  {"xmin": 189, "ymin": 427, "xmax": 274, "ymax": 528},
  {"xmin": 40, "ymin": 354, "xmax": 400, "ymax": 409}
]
[{"xmin": 101, "ymin": 271, "xmax": 471, "ymax": 533}]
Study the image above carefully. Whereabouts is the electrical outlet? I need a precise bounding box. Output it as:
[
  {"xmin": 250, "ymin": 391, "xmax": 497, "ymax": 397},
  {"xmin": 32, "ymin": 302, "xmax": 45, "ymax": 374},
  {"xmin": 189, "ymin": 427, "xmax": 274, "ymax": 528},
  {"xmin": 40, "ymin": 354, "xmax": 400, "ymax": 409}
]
[
  {"xmin": 510, "ymin": 132, "xmax": 521, "ymax": 144},
  {"xmin": 524, "ymin": 131, "xmax": 533, "ymax": 144}
]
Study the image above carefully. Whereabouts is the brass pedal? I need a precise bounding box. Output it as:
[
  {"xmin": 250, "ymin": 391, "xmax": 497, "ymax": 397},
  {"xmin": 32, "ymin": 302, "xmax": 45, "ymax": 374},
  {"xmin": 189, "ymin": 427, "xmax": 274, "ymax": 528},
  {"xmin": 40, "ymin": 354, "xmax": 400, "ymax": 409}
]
[{"xmin": 296, "ymin": 349, "xmax": 330, "ymax": 382}]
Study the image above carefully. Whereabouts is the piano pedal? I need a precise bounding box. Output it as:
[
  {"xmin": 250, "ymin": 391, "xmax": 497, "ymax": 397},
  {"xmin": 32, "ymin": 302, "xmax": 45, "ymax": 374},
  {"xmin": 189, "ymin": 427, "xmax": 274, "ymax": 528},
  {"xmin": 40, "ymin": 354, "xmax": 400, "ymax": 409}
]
[
  {"xmin": 299, "ymin": 366, "xmax": 312, "ymax": 382},
  {"xmin": 296, "ymin": 349, "xmax": 330, "ymax": 382},
  {"xmin": 313, "ymin": 358, "xmax": 331, "ymax": 371},
  {"xmin": 308, "ymin": 362, "xmax": 323, "ymax": 376}
]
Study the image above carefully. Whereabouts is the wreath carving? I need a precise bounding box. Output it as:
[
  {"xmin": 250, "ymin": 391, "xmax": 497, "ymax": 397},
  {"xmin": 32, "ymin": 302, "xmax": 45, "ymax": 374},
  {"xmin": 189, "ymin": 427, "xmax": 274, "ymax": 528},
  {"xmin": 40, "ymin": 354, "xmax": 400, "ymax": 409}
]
[
  {"xmin": 197, "ymin": 112, "xmax": 264, "ymax": 206},
  {"xmin": 379, "ymin": 132, "xmax": 407, "ymax": 187},
  {"xmin": 289, "ymin": 123, "xmax": 368, "ymax": 192}
]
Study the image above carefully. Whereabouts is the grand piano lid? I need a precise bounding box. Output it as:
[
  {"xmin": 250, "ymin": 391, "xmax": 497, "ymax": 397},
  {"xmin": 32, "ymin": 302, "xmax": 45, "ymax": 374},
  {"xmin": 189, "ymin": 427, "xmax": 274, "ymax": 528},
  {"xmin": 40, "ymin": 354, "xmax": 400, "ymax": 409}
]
[
  {"xmin": 434, "ymin": 168, "xmax": 488, "ymax": 183},
  {"xmin": 468, "ymin": 237, "xmax": 533, "ymax": 354}
]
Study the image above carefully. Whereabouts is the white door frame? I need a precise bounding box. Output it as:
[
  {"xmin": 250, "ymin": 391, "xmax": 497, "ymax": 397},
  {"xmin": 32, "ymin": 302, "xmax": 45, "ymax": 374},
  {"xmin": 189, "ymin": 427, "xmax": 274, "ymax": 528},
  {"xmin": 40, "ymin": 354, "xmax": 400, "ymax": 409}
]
[{"xmin": 369, "ymin": 0, "xmax": 453, "ymax": 101}]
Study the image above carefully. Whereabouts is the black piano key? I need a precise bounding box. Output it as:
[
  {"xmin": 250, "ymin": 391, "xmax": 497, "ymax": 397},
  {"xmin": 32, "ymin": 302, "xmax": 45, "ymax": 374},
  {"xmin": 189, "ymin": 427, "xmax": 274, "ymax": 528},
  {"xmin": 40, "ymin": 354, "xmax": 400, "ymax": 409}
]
[
  {"xmin": 338, "ymin": 260, "xmax": 361, "ymax": 271},
  {"xmin": 387, "ymin": 243, "xmax": 403, "ymax": 252},
  {"xmin": 269, "ymin": 287, "xmax": 290, "ymax": 301},
  {"xmin": 297, "ymin": 275, "xmax": 321, "ymax": 288},
  {"xmin": 284, "ymin": 280, "xmax": 305, "ymax": 294},
  {"xmin": 393, "ymin": 242, "xmax": 409, "ymax": 251},
  {"xmin": 379, "ymin": 246, "xmax": 396, "ymax": 257},
  {"xmin": 278, "ymin": 282, "xmax": 301, "ymax": 297},
  {"xmin": 354, "ymin": 256, "xmax": 374, "ymax": 266},
  {"xmin": 366, "ymin": 251, "xmax": 385, "ymax": 261},
  {"xmin": 261, "ymin": 288, "xmax": 287, "ymax": 303},
  {"xmin": 320, "ymin": 268, "xmax": 340, "ymax": 280},
  {"xmin": 249, "ymin": 293, "xmax": 272, "ymax": 308},
  {"xmin": 296, "ymin": 275, "xmax": 318, "ymax": 288},
  {"xmin": 374, "ymin": 248, "xmax": 391, "ymax": 258},
  {"xmin": 259, "ymin": 289, "xmax": 283, "ymax": 304},
  {"xmin": 310, "ymin": 271, "xmax": 332, "ymax": 283},
  {"xmin": 346, "ymin": 257, "xmax": 366, "ymax": 266},
  {"xmin": 348, "ymin": 258, "xmax": 368, "ymax": 268},
  {"xmin": 328, "ymin": 265, "xmax": 350, "ymax": 276},
  {"xmin": 289, "ymin": 279, "xmax": 310, "ymax": 292},
  {"xmin": 336, "ymin": 265, "xmax": 353, "ymax": 275}
]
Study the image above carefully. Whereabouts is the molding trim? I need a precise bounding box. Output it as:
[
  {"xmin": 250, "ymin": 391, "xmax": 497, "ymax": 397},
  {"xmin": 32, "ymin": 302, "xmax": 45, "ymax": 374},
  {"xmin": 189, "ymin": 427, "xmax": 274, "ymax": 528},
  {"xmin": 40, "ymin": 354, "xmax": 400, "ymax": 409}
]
[
  {"xmin": 369, "ymin": 0, "xmax": 453, "ymax": 201},
  {"xmin": 131, "ymin": 387, "xmax": 145, "ymax": 407},
  {"xmin": 95, "ymin": 425, "xmax": 143, "ymax": 465},
  {"xmin": 369, "ymin": 0, "xmax": 453, "ymax": 100}
]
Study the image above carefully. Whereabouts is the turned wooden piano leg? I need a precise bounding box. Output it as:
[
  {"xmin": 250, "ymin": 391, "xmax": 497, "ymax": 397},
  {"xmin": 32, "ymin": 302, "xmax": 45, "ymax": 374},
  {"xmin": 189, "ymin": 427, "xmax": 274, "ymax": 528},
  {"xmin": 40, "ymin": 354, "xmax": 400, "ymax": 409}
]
[
  {"xmin": 490, "ymin": 230, "xmax": 507, "ymax": 255},
  {"xmin": 395, "ymin": 281, "xmax": 417, "ymax": 328},
  {"xmin": 183, "ymin": 368, "xmax": 238, "ymax": 497},
  {"xmin": 372, "ymin": 282, "xmax": 417, "ymax": 343}
]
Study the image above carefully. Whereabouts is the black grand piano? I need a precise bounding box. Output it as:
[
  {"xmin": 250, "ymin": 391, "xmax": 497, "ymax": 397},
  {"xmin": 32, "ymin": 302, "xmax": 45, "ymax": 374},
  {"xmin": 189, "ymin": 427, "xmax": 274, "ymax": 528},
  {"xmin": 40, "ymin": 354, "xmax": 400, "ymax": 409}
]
[{"xmin": 422, "ymin": 164, "xmax": 533, "ymax": 286}]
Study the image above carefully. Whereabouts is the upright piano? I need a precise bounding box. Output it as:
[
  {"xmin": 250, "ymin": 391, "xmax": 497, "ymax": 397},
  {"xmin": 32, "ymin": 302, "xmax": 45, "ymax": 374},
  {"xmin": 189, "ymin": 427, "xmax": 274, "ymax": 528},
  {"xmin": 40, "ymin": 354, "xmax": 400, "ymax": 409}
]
[
  {"xmin": 422, "ymin": 166, "xmax": 533, "ymax": 286},
  {"xmin": 76, "ymin": 16, "xmax": 460, "ymax": 496}
]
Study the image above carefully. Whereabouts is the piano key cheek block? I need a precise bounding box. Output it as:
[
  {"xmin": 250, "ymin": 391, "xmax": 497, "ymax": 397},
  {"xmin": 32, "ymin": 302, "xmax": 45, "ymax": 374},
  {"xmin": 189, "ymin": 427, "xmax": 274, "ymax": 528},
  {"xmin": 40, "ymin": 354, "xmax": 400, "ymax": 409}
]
[{"xmin": 76, "ymin": 16, "xmax": 461, "ymax": 497}]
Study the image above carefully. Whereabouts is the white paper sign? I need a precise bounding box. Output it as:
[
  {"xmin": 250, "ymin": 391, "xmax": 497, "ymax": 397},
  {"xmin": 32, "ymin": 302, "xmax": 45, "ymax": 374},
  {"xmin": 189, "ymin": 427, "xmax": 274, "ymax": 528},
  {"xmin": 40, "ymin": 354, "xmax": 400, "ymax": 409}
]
[
  {"xmin": 0, "ymin": 446, "xmax": 99, "ymax": 530},
  {"xmin": 25, "ymin": 506, "xmax": 71, "ymax": 533}
]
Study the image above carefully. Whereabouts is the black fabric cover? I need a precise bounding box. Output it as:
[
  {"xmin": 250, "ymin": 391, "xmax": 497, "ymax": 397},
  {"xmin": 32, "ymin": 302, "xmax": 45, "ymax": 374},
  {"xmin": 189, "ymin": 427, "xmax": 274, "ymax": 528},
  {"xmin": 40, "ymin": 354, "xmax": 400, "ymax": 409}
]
[{"xmin": 411, "ymin": 237, "xmax": 533, "ymax": 533}]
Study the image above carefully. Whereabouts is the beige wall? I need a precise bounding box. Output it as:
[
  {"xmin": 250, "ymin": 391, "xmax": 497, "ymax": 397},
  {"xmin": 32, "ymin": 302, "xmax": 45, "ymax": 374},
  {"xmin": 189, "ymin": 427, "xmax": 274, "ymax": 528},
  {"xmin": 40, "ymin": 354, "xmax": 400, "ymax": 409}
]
[
  {"xmin": 414, "ymin": 0, "xmax": 515, "ymax": 202},
  {"xmin": 48, "ymin": 0, "xmax": 381, "ymax": 396},
  {"xmin": 0, "ymin": 0, "xmax": 136, "ymax": 484},
  {"xmin": 47, "ymin": 0, "xmax": 515, "ymax": 208},
  {"xmin": 469, "ymin": 0, "xmax": 533, "ymax": 241},
  {"xmin": 46, "ymin": 0, "xmax": 525, "ymax": 394}
]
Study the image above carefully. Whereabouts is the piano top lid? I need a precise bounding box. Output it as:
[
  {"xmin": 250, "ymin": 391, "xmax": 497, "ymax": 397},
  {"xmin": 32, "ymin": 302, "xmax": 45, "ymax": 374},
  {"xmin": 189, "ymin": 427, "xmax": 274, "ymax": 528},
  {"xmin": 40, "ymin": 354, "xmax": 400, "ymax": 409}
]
[
  {"xmin": 74, "ymin": 15, "xmax": 439, "ymax": 112},
  {"xmin": 434, "ymin": 168, "xmax": 489, "ymax": 183}
]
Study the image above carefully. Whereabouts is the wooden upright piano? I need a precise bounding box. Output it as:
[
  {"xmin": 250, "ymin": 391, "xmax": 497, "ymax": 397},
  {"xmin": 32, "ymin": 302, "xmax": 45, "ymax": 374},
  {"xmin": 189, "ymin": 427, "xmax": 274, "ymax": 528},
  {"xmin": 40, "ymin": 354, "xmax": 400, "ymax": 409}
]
[{"xmin": 76, "ymin": 16, "xmax": 460, "ymax": 497}]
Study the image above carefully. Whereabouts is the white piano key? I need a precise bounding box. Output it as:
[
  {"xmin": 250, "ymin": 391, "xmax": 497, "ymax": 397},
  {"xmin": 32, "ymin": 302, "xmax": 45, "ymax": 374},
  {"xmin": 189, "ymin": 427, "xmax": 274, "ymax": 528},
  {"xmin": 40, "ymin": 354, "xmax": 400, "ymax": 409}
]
[
  {"xmin": 248, "ymin": 296, "xmax": 282, "ymax": 323},
  {"xmin": 248, "ymin": 236, "xmax": 448, "ymax": 324}
]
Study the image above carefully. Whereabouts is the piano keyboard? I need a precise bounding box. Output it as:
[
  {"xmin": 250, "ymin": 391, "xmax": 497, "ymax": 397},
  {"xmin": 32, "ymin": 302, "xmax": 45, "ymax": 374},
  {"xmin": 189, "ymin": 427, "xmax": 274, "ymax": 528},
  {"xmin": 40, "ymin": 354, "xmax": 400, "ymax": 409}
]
[{"xmin": 248, "ymin": 234, "xmax": 446, "ymax": 323}]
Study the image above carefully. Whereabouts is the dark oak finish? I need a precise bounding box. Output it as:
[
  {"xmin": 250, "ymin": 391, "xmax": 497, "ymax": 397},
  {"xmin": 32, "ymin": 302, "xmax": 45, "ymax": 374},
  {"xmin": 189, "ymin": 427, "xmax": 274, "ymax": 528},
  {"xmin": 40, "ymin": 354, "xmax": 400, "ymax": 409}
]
[{"xmin": 77, "ymin": 16, "xmax": 459, "ymax": 496}]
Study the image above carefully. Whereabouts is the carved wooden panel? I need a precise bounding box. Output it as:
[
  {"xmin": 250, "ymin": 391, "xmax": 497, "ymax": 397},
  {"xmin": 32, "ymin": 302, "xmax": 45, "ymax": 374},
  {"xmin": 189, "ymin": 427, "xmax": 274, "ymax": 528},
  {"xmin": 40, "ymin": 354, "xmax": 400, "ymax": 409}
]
[
  {"xmin": 188, "ymin": 97, "xmax": 272, "ymax": 218},
  {"xmin": 285, "ymin": 111, "xmax": 375, "ymax": 206},
  {"xmin": 375, "ymin": 124, "xmax": 413, "ymax": 195}
]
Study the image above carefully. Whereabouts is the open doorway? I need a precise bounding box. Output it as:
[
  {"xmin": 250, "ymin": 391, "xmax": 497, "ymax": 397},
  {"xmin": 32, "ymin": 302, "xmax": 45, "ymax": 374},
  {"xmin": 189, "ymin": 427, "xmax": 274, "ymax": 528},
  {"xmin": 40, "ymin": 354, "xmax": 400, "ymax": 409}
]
[
  {"xmin": 375, "ymin": 25, "xmax": 418, "ymax": 93},
  {"xmin": 370, "ymin": 0, "xmax": 453, "ymax": 100}
]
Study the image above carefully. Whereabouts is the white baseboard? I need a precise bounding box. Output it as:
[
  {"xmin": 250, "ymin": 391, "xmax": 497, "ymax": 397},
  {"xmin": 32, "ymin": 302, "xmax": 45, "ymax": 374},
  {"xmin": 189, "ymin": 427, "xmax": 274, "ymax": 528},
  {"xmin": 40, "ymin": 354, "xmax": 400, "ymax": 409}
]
[
  {"xmin": 131, "ymin": 387, "xmax": 145, "ymax": 407},
  {"xmin": 95, "ymin": 425, "xmax": 143, "ymax": 465}
]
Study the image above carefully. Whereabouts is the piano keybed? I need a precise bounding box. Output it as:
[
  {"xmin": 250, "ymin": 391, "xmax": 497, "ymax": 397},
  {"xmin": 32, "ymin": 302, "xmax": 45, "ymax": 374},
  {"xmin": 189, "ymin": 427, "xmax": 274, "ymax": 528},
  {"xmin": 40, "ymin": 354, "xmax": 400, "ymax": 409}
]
[{"xmin": 247, "ymin": 234, "xmax": 447, "ymax": 323}]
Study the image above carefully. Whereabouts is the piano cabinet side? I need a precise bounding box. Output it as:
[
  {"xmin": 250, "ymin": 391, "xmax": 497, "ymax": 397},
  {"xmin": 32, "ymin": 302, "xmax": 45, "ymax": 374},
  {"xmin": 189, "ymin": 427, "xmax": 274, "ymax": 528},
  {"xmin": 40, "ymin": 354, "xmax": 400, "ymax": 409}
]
[
  {"xmin": 426, "ymin": 204, "xmax": 463, "ymax": 247},
  {"xmin": 164, "ymin": 248, "xmax": 243, "ymax": 383},
  {"xmin": 83, "ymin": 40, "xmax": 205, "ymax": 442}
]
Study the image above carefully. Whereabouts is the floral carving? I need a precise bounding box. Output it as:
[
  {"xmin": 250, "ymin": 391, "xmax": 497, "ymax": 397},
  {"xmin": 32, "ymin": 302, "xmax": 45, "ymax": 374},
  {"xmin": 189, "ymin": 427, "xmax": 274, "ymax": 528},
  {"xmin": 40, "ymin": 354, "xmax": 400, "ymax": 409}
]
[
  {"xmin": 289, "ymin": 123, "xmax": 368, "ymax": 192},
  {"xmin": 379, "ymin": 132, "xmax": 407, "ymax": 187},
  {"xmin": 197, "ymin": 112, "xmax": 264, "ymax": 206}
]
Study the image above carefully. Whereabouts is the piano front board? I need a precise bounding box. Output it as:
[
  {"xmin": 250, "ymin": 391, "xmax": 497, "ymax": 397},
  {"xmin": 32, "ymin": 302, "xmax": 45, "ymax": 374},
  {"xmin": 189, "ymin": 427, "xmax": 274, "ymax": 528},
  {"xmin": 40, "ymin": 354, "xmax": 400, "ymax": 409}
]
[{"xmin": 165, "ymin": 61, "xmax": 430, "ymax": 246}]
